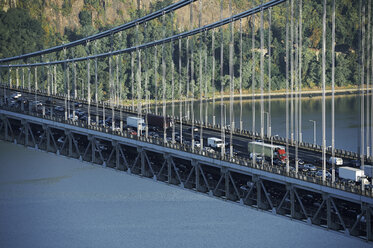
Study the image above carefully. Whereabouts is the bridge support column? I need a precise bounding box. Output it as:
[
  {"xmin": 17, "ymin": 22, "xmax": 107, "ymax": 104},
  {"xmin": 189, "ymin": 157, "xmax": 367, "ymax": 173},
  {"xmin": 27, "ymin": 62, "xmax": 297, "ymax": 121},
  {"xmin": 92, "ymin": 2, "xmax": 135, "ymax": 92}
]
[
  {"xmin": 138, "ymin": 147, "xmax": 146, "ymax": 177},
  {"xmin": 65, "ymin": 130, "xmax": 73, "ymax": 157},
  {"xmin": 112, "ymin": 141, "xmax": 123, "ymax": 170},
  {"xmin": 43, "ymin": 125, "xmax": 51, "ymax": 152},
  {"xmin": 325, "ymin": 194, "xmax": 332, "ymax": 229},
  {"xmin": 89, "ymin": 135, "xmax": 95, "ymax": 163},
  {"xmin": 3, "ymin": 116, "xmax": 8, "ymax": 141},
  {"xmin": 222, "ymin": 167, "xmax": 230, "ymax": 200},
  {"xmin": 363, "ymin": 204, "xmax": 373, "ymax": 241},
  {"xmin": 193, "ymin": 160, "xmax": 200, "ymax": 191},
  {"xmin": 21, "ymin": 119, "xmax": 29, "ymax": 147},
  {"xmin": 253, "ymin": 175, "xmax": 264, "ymax": 209}
]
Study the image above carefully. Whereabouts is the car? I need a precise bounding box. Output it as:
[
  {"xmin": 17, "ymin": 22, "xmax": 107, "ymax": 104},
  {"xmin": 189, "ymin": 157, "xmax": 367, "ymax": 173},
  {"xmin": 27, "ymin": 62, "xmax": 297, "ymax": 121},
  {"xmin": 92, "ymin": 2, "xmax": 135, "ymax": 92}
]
[
  {"xmin": 74, "ymin": 102, "xmax": 83, "ymax": 108},
  {"xmin": 31, "ymin": 100, "xmax": 43, "ymax": 107},
  {"xmin": 315, "ymin": 170, "xmax": 331, "ymax": 178},
  {"xmin": 298, "ymin": 163, "xmax": 308, "ymax": 172},
  {"xmin": 304, "ymin": 164, "xmax": 317, "ymax": 171},
  {"xmin": 188, "ymin": 127, "xmax": 199, "ymax": 132},
  {"xmin": 54, "ymin": 106, "xmax": 64, "ymax": 112},
  {"xmin": 298, "ymin": 159, "xmax": 305, "ymax": 165},
  {"xmin": 203, "ymin": 147, "xmax": 215, "ymax": 153},
  {"xmin": 11, "ymin": 92, "xmax": 22, "ymax": 99},
  {"xmin": 129, "ymin": 130, "xmax": 137, "ymax": 136},
  {"xmin": 75, "ymin": 109, "xmax": 85, "ymax": 117}
]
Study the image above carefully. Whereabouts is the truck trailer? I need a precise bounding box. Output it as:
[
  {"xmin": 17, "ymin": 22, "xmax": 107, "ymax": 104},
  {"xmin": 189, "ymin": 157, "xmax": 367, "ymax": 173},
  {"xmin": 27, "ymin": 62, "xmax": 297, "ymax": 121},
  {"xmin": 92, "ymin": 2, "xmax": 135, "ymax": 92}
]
[
  {"xmin": 339, "ymin": 166, "xmax": 366, "ymax": 182},
  {"xmin": 248, "ymin": 141, "xmax": 287, "ymax": 162},
  {"xmin": 146, "ymin": 114, "xmax": 172, "ymax": 130}
]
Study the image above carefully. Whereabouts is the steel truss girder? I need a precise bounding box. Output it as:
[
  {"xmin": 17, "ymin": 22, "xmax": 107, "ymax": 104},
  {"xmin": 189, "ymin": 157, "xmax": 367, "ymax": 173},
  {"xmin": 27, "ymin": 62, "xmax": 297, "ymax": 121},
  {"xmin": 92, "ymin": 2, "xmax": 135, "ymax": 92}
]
[
  {"xmin": 213, "ymin": 168, "xmax": 241, "ymax": 201},
  {"xmin": 131, "ymin": 148, "xmax": 155, "ymax": 178}
]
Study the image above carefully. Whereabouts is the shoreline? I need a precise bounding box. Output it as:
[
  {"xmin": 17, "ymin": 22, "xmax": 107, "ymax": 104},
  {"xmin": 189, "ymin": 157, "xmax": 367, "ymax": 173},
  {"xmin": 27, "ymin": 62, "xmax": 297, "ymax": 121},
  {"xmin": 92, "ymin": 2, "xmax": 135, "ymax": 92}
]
[{"xmin": 209, "ymin": 88, "xmax": 362, "ymax": 102}]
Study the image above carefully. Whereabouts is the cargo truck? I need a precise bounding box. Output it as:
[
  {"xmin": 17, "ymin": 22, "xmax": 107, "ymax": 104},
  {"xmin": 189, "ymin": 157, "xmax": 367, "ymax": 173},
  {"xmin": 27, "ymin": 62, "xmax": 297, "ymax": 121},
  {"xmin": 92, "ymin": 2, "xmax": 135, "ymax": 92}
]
[
  {"xmin": 248, "ymin": 141, "xmax": 287, "ymax": 162},
  {"xmin": 207, "ymin": 137, "xmax": 224, "ymax": 148},
  {"xmin": 339, "ymin": 166, "xmax": 368, "ymax": 184},
  {"xmin": 127, "ymin": 116, "xmax": 145, "ymax": 131},
  {"xmin": 146, "ymin": 114, "xmax": 172, "ymax": 130}
]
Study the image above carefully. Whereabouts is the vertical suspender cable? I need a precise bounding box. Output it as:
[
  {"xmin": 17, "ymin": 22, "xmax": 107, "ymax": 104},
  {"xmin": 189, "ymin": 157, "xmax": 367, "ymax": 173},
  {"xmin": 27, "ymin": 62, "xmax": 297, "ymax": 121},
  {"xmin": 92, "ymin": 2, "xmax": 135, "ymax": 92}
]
[
  {"xmin": 154, "ymin": 47, "xmax": 158, "ymax": 115},
  {"xmin": 67, "ymin": 63, "xmax": 70, "ymax": 118},
  {"xmin": 295, "ymin": 12, "xmax": 299, "ymax": 173},
  {"xmin": 361, "ymin": 0, "xmax": 366, "ymax": 173},
  {"xmin": 22, "ymin": 68, "xmax": 24, "ymax": 90},
  {"xmin": 298, "ymin": 0, "xmax": 302, "ymax": 143},
  {"xmin": 116, "ymin": 56, "xmax": 119, "ymax": 106},
  {"xmin": 251, "ymin": 0, "xmax": 256, "ymax": 164},
  {"xmin": 229, "ymin": 0, "xmax": 234, "ymax": 158},
  {"xmin": 220, "ymin": 0, "xmax": 225, "ymax": 157},
  {"xmin": 53, "ymin": 65, "xmax": 57, "ymax": 95},
  {"xmin": 16, "ymin": 68, "xmax": 19, "ymax": 88},
  {"xmin": 366, "ymin": 0, "xmax": 372, "ymax": 159},
  {"xmin": 35, "ymin": 67, "xmax": 38, "ymax": 112},
  {"xmin": 285, "ymin": 0, "xmax": 290, "ymax": 173},
  {"xmin": 212, "ymin": 29, "xmax": 216, "ymax": 126},
  {"xmin": 240, "ymin": 19, "xmax": 243, "ymax": 132},
  {"xmin": 322, "ymin": 0, "xmax": 327, "ymax": 182},
  {"xmin": 144, "ymin": 22, "xmax": 149, "ymax": 138},
  {"xmin": 137, "ymin": 25, "xmax": 142, "ymax": 137},
  {"xmin": 131, "ymin": 52, "xmax": 135, "ymax": 112},
  {"xmin": 199, "ymin": 0, "xmax": 203, "ymax": 149},
  {"xmin": 290, "ymin": 0, "xmax": 294, "ymax": 145},
  {"xmin": 171, "ymin": 12, "xmax": 175, "ymax": 143},
  {"xmin": 260, "ymin": 1, "xmax": 265, "ymax": 163},
  {"xmin": 186, "ymin": 36, "xmax": 190, "ymax": 121},
  {"xmin": 268, "ymin": 8, "xmax": 272, "ymax": 140},
  {"xmin": 191, "ymin": 2, "xmax": 195, "ymax": 150},
  {"xmin": 162, "ymin": 13, "xmax": 167, "ymax": 143},
  {"xmin": 331, "ymin": 0, "xmax": 336, "ymax": 182},
  {"xmin": 87, "ymin": 61, "xmax": 91, "ymax": 125},
  {"xmin": 179, "ymin": 33, "xmax": 183, "ymax": 144},
  {"xmin": 73, "ymin": 62, "xmax": 76, "ymax": 117},
  {"xmin": 204, "ymin": 31, "xmax": 208, "ymax": 126},
  {"xmin": 371, "ymin": 0, "xmax": 373, "ymax": 162},
  {"xmin": 28, "ymin": 67, "xmax": 31, "ymax": 93},
  {"xmin": 95, "ymin": 57, "xmax": 99, "ymax": 125}
]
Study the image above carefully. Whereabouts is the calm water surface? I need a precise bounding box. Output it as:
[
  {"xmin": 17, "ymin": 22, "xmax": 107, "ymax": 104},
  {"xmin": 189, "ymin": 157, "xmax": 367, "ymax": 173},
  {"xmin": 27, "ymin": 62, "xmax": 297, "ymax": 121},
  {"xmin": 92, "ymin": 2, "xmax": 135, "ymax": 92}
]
[{"xmin": 154, "ymin": 94, "xmax": 370, "ymax": 153}]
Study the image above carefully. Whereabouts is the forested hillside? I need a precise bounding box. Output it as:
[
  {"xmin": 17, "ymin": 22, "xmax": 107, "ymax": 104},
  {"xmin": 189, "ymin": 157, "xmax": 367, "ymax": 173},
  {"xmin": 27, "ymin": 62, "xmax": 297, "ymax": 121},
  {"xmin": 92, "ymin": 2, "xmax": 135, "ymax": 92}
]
[{"xmin": 0, "ymin": 0, "xmax": 365, "ymax": 100}]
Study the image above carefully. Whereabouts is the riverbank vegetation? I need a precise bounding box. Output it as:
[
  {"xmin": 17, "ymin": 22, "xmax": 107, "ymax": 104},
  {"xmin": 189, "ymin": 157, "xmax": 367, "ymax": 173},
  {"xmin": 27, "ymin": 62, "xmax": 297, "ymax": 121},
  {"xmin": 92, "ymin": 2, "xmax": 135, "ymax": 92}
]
[{"xmin": 0, "ymin": 0, "xmax": 365, "ymax": 102}]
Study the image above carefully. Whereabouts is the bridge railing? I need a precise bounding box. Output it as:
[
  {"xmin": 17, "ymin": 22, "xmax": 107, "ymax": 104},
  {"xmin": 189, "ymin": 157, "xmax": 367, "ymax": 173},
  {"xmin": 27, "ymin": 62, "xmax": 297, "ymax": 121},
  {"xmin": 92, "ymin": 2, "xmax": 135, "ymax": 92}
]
[{"xmin": 1, "ymin": 104, "xmax": 372, "ymax": 198}]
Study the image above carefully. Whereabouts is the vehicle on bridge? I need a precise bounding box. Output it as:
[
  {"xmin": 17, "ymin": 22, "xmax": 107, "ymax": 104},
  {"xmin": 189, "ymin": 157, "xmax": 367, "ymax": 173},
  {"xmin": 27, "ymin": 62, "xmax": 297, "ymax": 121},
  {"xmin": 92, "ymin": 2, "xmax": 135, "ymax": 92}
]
[
  {"xmin": 207, "ymin": 137, "xmax": 224, "ymax": 148},
  {"xmin": 339, "ymin": 167, "xmax": 368, "ymax": 185},
  {"xmin": 146, "ymin": 114, "xmax": 172, "ymax": 130},
  {"xmin": 127, "ymin": 116, "xmax": 145, "ymax": 131},
  {"xmin": 248, "ymin": 141, "xmax": 287, "ymax": 162}
]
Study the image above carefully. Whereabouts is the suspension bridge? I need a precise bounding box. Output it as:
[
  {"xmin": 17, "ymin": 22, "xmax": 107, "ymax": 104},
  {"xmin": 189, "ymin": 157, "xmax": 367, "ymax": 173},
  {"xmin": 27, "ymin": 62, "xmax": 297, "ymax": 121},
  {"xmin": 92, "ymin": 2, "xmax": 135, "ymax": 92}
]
[{"xmin": 0, "ymin": 0, "xmax": 373, "ymax": 241}]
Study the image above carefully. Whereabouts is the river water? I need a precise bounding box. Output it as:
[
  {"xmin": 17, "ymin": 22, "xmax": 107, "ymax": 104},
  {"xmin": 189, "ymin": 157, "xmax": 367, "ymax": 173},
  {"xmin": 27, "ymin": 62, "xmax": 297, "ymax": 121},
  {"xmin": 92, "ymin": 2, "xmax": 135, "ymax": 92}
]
[{"xmin": 154, "ymin": 94, "xmax": 369, "ymax": 153}]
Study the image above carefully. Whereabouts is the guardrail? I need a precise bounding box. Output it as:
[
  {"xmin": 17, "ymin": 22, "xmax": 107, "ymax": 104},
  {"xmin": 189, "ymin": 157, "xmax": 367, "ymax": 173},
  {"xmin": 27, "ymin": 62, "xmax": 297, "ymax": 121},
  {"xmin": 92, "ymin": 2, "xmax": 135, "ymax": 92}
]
[{"xmin": 1, "ymin": 103, "xmax": 372, "ymax": 198}]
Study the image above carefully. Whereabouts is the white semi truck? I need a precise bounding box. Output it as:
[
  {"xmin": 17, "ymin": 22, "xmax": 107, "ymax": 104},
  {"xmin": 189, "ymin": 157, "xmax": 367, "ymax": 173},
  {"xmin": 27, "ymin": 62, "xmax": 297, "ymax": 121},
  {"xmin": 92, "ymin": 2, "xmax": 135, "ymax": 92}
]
[{"xmin": 339, "ymin": 167, "xmax": 368, "ymax": 184}]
